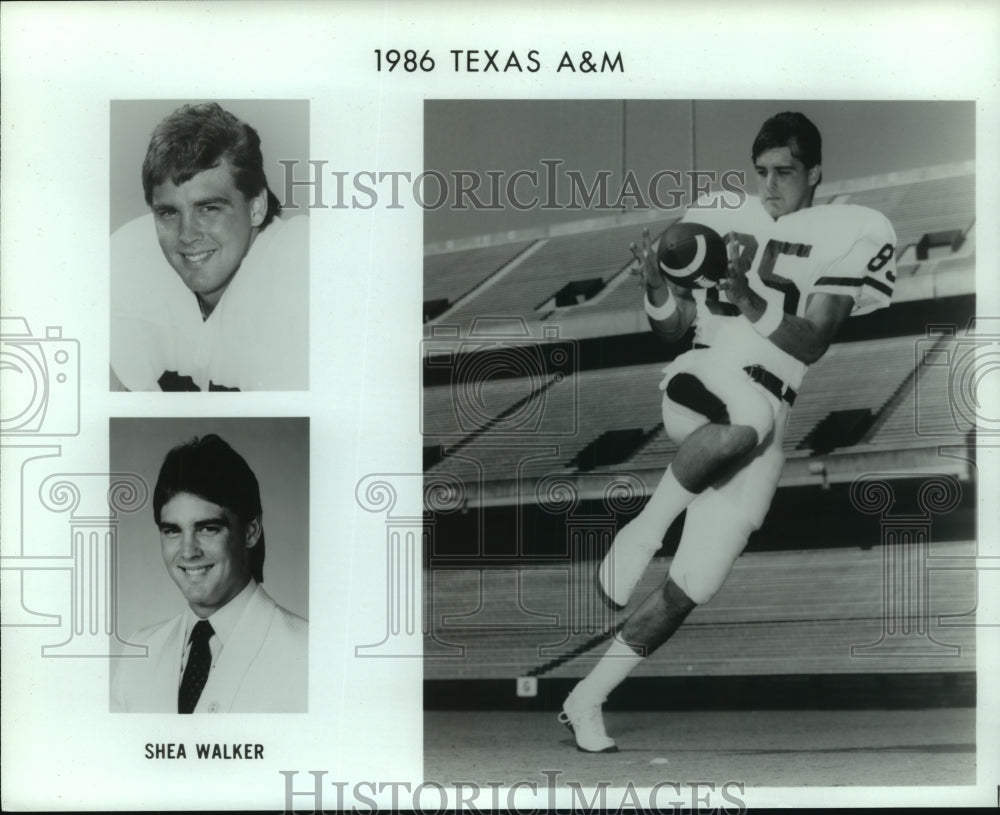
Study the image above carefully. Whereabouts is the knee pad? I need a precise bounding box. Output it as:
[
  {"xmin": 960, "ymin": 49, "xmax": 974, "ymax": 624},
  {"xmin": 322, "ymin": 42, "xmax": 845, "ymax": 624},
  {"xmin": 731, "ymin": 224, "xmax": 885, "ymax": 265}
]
[
  {"xmin": 668, "ymin": 503, "xmax": 757, "ymax": 605},
  {"xmin": 669, "ymin": 545, "xmax": 741, "ymax": 605}
]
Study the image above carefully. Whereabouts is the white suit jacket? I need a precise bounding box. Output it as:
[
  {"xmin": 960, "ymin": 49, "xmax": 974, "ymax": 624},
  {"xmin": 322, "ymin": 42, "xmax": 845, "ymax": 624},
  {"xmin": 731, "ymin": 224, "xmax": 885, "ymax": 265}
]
[{"xmin": 111, "ymin": 584, "xmax": 307, "ymax": 713}]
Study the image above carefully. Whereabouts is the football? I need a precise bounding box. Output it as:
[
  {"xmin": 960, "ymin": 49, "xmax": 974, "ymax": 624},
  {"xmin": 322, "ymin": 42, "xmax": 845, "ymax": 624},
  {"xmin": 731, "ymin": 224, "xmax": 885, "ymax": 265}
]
[{"xmin": 656, "ymin": 222, "xmax": 728, "ymax": 289}]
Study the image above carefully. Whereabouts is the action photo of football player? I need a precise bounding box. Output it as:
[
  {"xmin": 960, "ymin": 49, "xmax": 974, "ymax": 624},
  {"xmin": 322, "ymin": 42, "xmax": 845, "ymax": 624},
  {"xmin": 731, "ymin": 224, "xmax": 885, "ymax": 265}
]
[{"xmin": 560, "ymin": 111, "xmax": 898, "ymax": 752}]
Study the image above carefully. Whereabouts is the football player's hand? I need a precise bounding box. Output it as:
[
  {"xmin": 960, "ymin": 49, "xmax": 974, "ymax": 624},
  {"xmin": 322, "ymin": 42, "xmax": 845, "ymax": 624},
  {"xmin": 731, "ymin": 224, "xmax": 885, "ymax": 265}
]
[
  {"xmin": 630, "ymin": 227, "xmax": 664, "ymax": 291},
  {"xmin": 717, "ymin": 231, "xmax": 752, "ymax": 302}
]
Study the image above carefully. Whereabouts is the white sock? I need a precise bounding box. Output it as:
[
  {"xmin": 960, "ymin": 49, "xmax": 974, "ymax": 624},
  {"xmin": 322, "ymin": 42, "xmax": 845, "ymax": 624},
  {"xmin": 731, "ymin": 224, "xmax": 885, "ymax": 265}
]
[
  {"xmin": 633, "ymin": 466, "xmax": 698, "ymax": 537},
  {"xmin": 571, "ymin": 637, "xmax": 644, "ymax": 703}
]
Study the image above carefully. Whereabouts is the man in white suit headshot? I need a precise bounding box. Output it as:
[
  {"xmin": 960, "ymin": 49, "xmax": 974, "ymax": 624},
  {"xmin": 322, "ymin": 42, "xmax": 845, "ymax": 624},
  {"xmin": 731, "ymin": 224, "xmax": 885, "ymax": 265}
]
[{"xmin": 111, "ymin": 434, "xmax": 308, "ymax": 713}]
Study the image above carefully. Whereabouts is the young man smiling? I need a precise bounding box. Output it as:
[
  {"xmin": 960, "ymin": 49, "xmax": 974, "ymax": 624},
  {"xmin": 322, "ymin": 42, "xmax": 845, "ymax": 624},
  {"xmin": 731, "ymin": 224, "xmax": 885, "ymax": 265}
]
[
  {"xmin": 560, "ymin": 112, "xmax": 898, "ymax": 752},
  {"xmin": 149, "ymin": 161, "xmax": 268, "ymax": 319},
  {"xmin": 110, "ymin": 102, "xmax": 308, "ymax": 392},
  {"xmin": 111, "ymin": 434, "xmax": 307, "ymax": 713}
]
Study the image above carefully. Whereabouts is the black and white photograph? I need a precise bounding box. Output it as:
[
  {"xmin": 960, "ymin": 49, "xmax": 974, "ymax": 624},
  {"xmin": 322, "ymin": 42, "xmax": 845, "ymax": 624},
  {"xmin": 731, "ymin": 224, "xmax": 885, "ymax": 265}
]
[
  {"xmin": 2, "ymin": 2, "xmax": 998, "ymax": 811},
  {"xmin": 109, "ymin": 99, "xmax": 310, "ymax": 392},
  {"xmin": 421, "ymin": 99, "xmax": 980, "ymax": 791},
  {"xmin": 108, "ymin": 416, "xmax": 309, "ymax": 713}
]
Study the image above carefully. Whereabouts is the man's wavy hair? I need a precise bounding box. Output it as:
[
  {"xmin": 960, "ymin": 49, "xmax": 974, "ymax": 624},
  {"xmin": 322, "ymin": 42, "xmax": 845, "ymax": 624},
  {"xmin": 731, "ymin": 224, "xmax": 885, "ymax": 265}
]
[
  {"xmin": 141, "ymin": 102, "xmax": 281, "ymax": 229},
  {"xmin": 153, "ymin": 434, "xmax": 265, "ymax": 583},
  {"xmin": 752, "ymin": 111, "xmax": 823, "ymax": 174}
]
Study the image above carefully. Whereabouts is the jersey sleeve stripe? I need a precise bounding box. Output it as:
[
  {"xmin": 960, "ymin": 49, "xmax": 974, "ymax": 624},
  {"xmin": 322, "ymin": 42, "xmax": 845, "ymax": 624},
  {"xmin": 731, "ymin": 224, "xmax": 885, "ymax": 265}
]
[
  {"xmin": 815, "ymin": 275, "xmax": 893, "ymax": 298},
  {"xmin": 863, "ymin": 276, "xmax": 893, "ymax": 297},
  {"xmin": 815, "ymin": 276, "xmax": 863, "ymax": 287}
]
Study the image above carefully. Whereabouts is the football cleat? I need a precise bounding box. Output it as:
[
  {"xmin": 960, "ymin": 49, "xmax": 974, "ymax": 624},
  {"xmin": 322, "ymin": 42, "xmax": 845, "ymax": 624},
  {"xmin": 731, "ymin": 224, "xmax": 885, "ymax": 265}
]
[
  {"xmin": 559, "ymin": 690, "xmax": 618, "ymax": 753},
  {"xmin": 597, "ymin": 520, "xmax": 660, "ymax": 608}
]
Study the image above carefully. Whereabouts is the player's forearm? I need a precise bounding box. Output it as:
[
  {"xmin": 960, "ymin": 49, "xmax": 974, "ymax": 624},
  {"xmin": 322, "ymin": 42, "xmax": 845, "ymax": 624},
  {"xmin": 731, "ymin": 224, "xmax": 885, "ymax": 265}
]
[
  {"xmin": 727, "ymin": 286, "xmax": 829, "ymax": 364},
  {"xmin": 645, "ymin": 283, "xmax": 693, "ymax": 342},
  {"xmin": 766, "ymin": 314, "xmax": 833, "ymax": 364}
]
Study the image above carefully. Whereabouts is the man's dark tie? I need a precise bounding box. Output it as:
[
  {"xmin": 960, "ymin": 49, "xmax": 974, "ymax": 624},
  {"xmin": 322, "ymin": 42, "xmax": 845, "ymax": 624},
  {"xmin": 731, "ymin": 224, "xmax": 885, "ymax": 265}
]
[{"xmin": 178, "ymin": 619, "xmax": 214, "ymax": 714}]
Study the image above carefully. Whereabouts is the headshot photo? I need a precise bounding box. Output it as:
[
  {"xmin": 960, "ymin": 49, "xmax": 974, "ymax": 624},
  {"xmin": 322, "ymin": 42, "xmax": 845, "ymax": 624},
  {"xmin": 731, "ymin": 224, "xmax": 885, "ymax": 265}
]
[
  {"xmin": 109, "ymin": 99, "xmax": 310, "ymax": 392},
  {"xmin": 110, "ymin": 417, "xmax": 309, "ymax": 713}
]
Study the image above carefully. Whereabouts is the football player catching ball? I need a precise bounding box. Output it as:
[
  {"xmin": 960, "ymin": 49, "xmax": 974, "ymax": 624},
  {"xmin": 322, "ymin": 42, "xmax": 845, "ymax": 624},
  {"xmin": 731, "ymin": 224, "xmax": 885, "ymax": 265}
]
[{"xmin": 560, "ymin": 111, "xmax": 897, "ymax": 752}]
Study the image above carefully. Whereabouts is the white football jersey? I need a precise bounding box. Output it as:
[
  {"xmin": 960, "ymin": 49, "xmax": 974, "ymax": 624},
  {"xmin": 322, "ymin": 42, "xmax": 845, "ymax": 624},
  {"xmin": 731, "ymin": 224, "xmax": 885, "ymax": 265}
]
[
  {"xmin": 111, "ymin": 213, "xmax": 309, "ymax": 391},
  {"xmin": 680, "ymin": 198, "xmax": 896, "ymax": 389}
]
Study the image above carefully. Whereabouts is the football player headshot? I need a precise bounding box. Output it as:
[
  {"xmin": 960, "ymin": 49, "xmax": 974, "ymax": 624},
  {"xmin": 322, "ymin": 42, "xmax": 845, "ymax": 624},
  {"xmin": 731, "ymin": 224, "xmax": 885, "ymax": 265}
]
[
  {"xmin": 110, "ymin": 100, "xmax": 308, "ymax": 392},
  {"xmin": 560, "ymin": 111, "xmax": 898, "ymax": 751},
  {"xmin": 111, "ymin": 430, "xmax": 308, "ymax": 713}
]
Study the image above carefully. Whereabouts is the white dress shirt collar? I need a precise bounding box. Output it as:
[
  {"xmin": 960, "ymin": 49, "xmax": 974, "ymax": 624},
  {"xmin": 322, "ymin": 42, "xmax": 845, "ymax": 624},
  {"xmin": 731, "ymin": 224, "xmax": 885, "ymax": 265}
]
[{"xmin": 183, "ymin": 578, "xmax": 258, "ymax": 647}]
